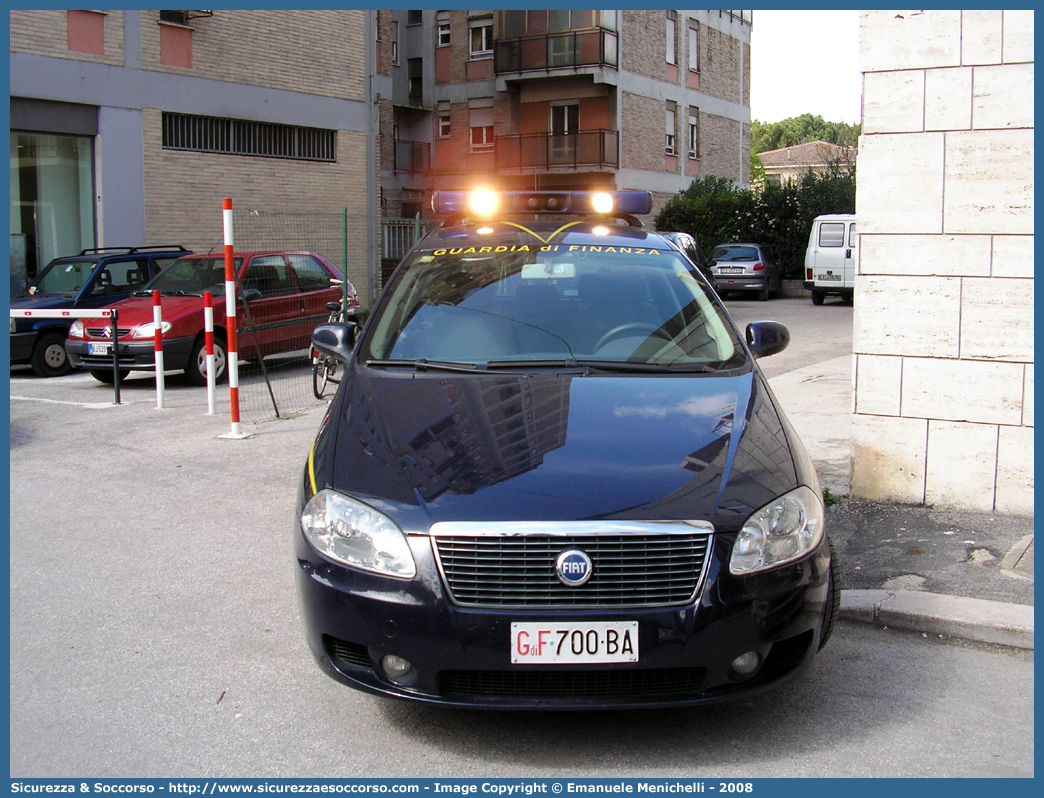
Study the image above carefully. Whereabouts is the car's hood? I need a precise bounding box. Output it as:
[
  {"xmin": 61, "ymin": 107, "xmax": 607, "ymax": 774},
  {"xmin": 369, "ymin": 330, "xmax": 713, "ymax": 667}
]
[
  {"xmin": 10, "ymin": 294, "xmax": 76, "ymax": 310},
  {"xmin": 103, "ymin": 295, "xmax": 206, "ymax": 327},
  {"xmin": 320, "ymin": 369, "xmax": 800, "ymax": 533}
]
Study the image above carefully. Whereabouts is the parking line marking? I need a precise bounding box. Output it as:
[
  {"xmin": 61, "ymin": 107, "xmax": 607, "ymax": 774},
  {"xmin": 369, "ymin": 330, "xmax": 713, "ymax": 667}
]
[{"xmin": 10, "ymin": 394, "xmax": 123, "ymax": 409}]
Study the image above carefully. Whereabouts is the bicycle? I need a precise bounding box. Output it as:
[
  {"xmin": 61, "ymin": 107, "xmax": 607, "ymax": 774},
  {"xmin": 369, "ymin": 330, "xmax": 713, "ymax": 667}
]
[{"xmin": 312, "ymin": 282, "xmax": 358, "ymax": 400}]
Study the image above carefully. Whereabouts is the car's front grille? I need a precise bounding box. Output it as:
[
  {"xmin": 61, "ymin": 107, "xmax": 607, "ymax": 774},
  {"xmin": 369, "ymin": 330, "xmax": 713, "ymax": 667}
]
[
  {"xmin": 85, "ymin": 327, "xmax": 131, "ymax": 338},
  {"xmin": 431, "ymin": 522, "xmax": 712, "ymax": 608},
  {"xmin": 438, "ymin": 667, "xmax": 705, "ymax": 699}
]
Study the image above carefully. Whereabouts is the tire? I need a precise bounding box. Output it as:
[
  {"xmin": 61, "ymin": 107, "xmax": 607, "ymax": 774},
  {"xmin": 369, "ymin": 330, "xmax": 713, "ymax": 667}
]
[
  {"xmin": 757, "ymin": 282, "xmax": 770, "ymax": 302},
  {"xmin": 30, "ymin": 332, "xmax": 72, "ymax": 377},
  {"xmin": 90, "ymin": 368, "xmax": 130, "ymax": 384},
  {"xmin": 819, "ymin": 537, "xmax": 841, "ymax": 651},
  {"xmin": 811, "ymin": 290, "xmax": 826, "ymax": 306},
  {"xmin": 312, "ymin": 359, "xmax": 328, "ymax": 399},
  {"xmin": 186, "ymin": 334, "xmax": 227, "ymax": 386}
]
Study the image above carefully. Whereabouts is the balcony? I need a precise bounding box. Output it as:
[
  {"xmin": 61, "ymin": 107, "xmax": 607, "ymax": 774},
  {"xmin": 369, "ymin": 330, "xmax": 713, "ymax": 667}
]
[
  {"xmin": 494, "ymin": 28, "xmax": 618, "ymax": 74},
  {"xmin": 393, "ymin": 139, "xmax": 431, "ymax": 174},
  {"xmin": 496, "ymin": 130, "xmax": 619, "ymax": 172}
]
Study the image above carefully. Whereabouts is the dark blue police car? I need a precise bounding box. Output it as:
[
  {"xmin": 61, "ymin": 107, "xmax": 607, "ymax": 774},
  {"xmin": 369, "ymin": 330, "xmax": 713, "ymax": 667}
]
[{"xmin": 295, "ymin": 190, "xmax": 839, "ymax": 708}]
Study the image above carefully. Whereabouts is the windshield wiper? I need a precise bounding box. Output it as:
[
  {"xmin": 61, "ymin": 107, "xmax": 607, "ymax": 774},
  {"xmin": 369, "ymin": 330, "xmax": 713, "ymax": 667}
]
[
  {"xmin": 574, "ymin": 360, "xmax": 716, "ymax": 373},
  {"xmin": 365, "ymin": 358, "xmax": 480, "ymax": 373},
  {"xmin": 163, "ymin": 289, "xmax": 204, "ymax": 297},
  {"xmin": 484, "ymin": 359, "xmax": 585, "ymax": 372}
]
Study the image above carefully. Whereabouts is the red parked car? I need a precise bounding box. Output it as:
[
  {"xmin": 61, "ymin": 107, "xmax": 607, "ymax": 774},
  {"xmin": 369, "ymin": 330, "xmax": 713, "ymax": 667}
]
[{"xmin": 65, "ymin": 251, "xmax": 355, "ymax": 384}]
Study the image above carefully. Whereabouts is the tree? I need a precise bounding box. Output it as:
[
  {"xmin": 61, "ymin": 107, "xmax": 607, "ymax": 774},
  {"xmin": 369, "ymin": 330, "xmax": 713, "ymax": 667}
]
[{"xmin": 751, "ymin": 114, "xmax": 860, "ymax": 154}]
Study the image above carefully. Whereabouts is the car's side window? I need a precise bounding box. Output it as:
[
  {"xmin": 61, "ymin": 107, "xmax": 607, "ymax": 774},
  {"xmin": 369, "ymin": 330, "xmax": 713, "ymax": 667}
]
[
  {"xmin": 848, "ymin": 223, "xmax": 858, "ymax": 248},
  {"xmin": 818, "ymin": 223, "xmax": 845, "ymax": 247},
  {"xmin": 92, "ymin": 259, "xmax": 148, "ymax": 294},
  {"xmin": 242, "ymin": 255, "xmax": 295, "ymax": 298},
  {"xmin": 288, "ymin": 254, "xmax": 333, "ymax": 292}
]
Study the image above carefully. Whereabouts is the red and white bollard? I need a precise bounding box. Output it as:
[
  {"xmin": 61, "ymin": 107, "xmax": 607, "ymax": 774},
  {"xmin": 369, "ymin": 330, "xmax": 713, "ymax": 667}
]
[
  {"xmin": 203, "ymin": 290, "xmax": 216, "ymax": 415},
  {"xmin": 152, "ymin": 290, "xmax": 165, "ymax": 409},
  {"xmin": 219, "ymin": 197, "xmax": 248, "ymax": 439}
]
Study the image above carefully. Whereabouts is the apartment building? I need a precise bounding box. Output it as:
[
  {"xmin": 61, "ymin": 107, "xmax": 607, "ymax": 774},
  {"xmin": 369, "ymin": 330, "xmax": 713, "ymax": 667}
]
[
  {"xmin": 376, "ymin": 10, "xmax": 752, "ymax": 237},
  {"xmin": 9, "ymin": 9, "xmax": 378, "ymax": 302}
]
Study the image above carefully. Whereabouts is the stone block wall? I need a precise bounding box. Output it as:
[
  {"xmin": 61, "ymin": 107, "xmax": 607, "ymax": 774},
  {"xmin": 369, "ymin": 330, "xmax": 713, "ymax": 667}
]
[
  {"xmin": 10, "ymin": 9, "xmax": 125, "ymax": 66},
  {"xmin": 852, "ymin": 10, "xmax": 1034, "ymax": 514}
]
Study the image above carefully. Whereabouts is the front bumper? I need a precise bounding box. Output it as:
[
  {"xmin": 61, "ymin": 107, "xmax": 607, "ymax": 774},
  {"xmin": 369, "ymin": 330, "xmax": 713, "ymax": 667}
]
[
  {"xmin": 294, "ymin": 518, "xmax": 831, "ymax": 709},
  {"xmin": 66, "ymin": 335, "xmax": 195, "ymax": 371},
  {"xmin": 10, "ymin": 331, "xmax": 36, "ymax": 363}
]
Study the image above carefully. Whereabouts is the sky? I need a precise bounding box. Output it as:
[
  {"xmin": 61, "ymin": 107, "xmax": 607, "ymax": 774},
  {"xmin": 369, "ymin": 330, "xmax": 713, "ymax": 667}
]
[{"xmin": 749, "ymin": 10, "xmax": 862, "ymax": 125}]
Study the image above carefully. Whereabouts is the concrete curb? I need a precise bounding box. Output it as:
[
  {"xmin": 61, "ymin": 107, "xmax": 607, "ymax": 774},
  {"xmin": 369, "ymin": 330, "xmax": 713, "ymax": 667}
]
[{"xmin": 840, "ymin": 589, "xmax": 1034, "ymax": 650}]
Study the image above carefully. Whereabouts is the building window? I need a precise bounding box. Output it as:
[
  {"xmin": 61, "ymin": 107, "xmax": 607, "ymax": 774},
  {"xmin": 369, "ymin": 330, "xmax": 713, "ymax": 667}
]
[
  {"xmin": 392, "ymin": 21, "xmax": 399, "ymax": 65},
  {"xmin": 687, "ymin": 111, "xmax": 699, "ymax": 158},
  {"xmin": 469, "ymin": 103, "xmax": 494, "ymax": 150},
  {"xmin": 10, "ymin": 131, "xmax": 96, "ymax": 284},
  {"xmin": 666, "ymin": 12, "xmax": 677, "ymax": 65},
  {"xmin": 469, "ymin": 20, "xmax": 493, "ymax": 58},
  {"xmin": 406, "ymin": 10, "xmax": 422, "ymax": 26},
  {"xmin": 438, "ymin": 20, "xmax": 451, "ymax": 47},
  {"xmin": 688, "ymin": 21, "xmax": 699, "ymax": 72},
  {"xmin": 437, "ymin": 113, "xmax": 451, "ymax": 138},
  {"xmin": 161, "ymin": 113, "xmax": 336, "ymax": 162},
  {"xmin": 665, "ymin": 107, "xmax": 676, "ymax": 156},
  {"xmin": 67, "ymin": 10, "xmax": 105, "ymax": 55},
  {"xmin": 501, "ymin": 10, "xmax": 615, "ymax": 36},
  {"xmin": 407, "ymin": 58, "xmax": 423, "ymax": 100}
]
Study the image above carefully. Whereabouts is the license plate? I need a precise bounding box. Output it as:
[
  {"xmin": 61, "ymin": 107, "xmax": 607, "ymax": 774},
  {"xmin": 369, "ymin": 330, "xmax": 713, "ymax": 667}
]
[
  {"xmin": 510, "ymin": 621, "xmax": 638, "ymax": 664},
  {"xmin": 88, "ymin": 342, "xmax": 111, "ymax": 356},
  {"xmin": 818, "ymin": 273, "xmax": 842, "ymax": 281},
  {"xmin": 718, "ymin": 267, "xmax": 744, "ymax": 275}
]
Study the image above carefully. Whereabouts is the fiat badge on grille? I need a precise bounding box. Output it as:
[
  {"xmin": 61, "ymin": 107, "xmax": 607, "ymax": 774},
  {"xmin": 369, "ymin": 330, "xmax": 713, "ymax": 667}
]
[{"xmin": 555, "ymin": 550, "xmax": 593, "ymax": 587}]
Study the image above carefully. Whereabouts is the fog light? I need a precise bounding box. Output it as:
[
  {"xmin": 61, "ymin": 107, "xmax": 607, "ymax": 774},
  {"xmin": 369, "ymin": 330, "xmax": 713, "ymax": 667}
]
[
  {"xmin": 382, "ymin": 655, "xmax": 412, "ymax": 680},
  {"xmin": 731, "ymin": 651, "xmax": 760, "ymax": 675}
]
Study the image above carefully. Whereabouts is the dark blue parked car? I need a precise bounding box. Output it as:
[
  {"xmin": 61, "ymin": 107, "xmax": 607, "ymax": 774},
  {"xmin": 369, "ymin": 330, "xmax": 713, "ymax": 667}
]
[
  {"xmin": 296, "ymin": 190, "xmax": 838, "ymax": 709},
  {"xmin": 10, "ymin": 246, "xmax": 189, "ymax": 376}
]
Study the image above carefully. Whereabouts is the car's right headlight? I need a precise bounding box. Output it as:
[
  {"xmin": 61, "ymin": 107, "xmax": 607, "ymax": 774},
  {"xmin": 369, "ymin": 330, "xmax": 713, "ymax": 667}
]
[
  {"xmin": 69, "ymin": 320, "xmax": 84, "ymax": 337},
  {"xmin": 300, "ymin": 489, "xmax": 416, "ymax": 579},
  {"xmin": 729, "ymin": 486, "xmax": 824, "ymax": 575}
]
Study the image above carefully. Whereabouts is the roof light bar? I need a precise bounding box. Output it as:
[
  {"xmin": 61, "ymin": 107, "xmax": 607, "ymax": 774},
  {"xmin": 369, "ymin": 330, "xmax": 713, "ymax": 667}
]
[{"xmin": 431, "ymin": 190, "xmax": 652, "ymax": 218}]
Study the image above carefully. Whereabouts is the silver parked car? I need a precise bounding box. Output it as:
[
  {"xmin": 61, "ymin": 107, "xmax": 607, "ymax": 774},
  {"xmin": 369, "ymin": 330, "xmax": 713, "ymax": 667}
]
[{"xmin": 708, "ymin": 243, "xmax": 781, "ymax": 302}]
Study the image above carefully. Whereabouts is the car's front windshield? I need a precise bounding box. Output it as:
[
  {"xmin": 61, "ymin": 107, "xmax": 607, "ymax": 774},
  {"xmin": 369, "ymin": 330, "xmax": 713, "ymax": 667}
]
[
  {"xmin": 29, "ymin": 260, "xmax": 97, "ymax": 296},
  {"xmin": 362, "ymin": 244, "xmax": 745, "ymax": 370},
  {"xmin": 143, "ymin": 256, "xmax": 241, "ymax": 296}
]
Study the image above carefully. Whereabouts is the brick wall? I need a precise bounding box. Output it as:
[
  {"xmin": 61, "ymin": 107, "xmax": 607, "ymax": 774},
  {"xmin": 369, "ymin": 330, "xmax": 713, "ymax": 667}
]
[
  {"xmin": 376, "ymin": 10, "xmax": 392, "ymax": 76},
  {"xmin": 620, "ymin": 10, "xmax": 664, "ymax": 82},
  {"xmin": 852, "ymin": 9, "xmax": 1034, "ymax": 514},
  {"xmin": 621, "ymin": 92, "xmax": 665, "ymax": 172},
  {"xmin": 698, "ymin": 113, "xmax": 742, "ymax": 182},
  {"xmin": 10, "ymin": 9, "xmax": 124, "ymax": 66},
  {"xmin": 698, "ymin": 25, "xmax": 742, "ymax": 103},
  {"xmin": 139, "ymin": 10, "xmax": 366, "ymax": 102},
  {"xmin": 141, "ymin": 109, "xmax": 373, "ymax": 304}
]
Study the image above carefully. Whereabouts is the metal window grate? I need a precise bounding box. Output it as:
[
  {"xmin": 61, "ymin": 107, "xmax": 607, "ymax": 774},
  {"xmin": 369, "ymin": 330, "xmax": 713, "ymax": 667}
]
[{"xmin": 162, "ymin": 113, "xmax": 336, "ymax": 162}]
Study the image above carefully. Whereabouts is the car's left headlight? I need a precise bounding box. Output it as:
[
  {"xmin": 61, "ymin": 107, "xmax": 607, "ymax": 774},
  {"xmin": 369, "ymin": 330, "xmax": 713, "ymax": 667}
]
[
  {"xmin": 300, "ymin": 490, "xmax": 416, "ymax": 579},
  {"xmin": 729, "ymin": 486, "xmax": 824, "ymax": 575},
  {"xmin": 131, "ymin": 321, "xmax": 172, "ymax": 339}
]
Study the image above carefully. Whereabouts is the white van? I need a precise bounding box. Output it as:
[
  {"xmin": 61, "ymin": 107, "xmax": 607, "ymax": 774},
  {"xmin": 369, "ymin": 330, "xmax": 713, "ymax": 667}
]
[{"xmin": 803, "ymin": 214, "xmax": 856, "ymax": 305}]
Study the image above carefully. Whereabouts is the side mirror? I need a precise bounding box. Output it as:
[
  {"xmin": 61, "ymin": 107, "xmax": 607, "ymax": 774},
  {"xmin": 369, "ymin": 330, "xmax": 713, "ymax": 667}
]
[
  {"xmin": 312, "ymin": 323, "xmax": 356, "ymax": 364},
  {"xmin": 745, "ymin": 321, "xmax": 790, "ymax": 358},
  {"xmin": 241, "ymin": 288, "xmax": 262, "ymax": 303}
]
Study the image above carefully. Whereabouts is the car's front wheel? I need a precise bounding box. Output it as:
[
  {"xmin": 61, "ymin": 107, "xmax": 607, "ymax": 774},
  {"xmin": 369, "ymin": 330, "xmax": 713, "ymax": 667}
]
[
  {"xmin": 819, "ymin": 537, "xmax": 841, "ymax": 651},
  {"xmin": 30, "ymin": 332, "xmax": 72, "ymax": 377},
  {"xmin": 186, "ymin": 334, "xmax": 227, "ymax": 386}
]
